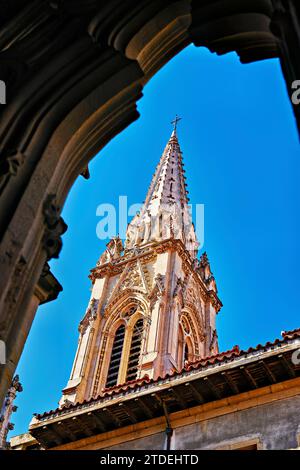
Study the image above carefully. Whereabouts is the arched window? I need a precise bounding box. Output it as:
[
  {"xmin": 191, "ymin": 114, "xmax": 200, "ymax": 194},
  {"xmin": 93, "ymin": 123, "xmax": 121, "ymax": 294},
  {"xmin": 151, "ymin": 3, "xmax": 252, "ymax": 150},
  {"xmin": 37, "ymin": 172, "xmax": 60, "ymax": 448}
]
[
  {"xmin": 105, "ymin": 324, "xmax": 125, "ymax": 388},
  {"xmin": 178, "ymin": 316, "xmax": 196, "ymax": 369},
  {"xmin": 159, "ymin": 213, "xmax": 163, "ymax": 238},
  {"xmin": 177, "ymin": 325, "xmax": 185, "ymax": 369},
  {"xmin": 126, "ymin": 319, "xmax": 143, "ymax": 382},
  {"xmin": 184, "ymin": 342, "xmax": 189, "ymax": 363}
]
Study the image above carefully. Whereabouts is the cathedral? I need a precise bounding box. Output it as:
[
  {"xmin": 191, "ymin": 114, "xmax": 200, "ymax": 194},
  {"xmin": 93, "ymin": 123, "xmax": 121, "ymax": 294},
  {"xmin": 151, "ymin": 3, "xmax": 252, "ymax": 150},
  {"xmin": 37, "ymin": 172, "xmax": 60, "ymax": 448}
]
[{"xmin": 9, "ymin": 127, "xmax": 300, "ymax": 451}]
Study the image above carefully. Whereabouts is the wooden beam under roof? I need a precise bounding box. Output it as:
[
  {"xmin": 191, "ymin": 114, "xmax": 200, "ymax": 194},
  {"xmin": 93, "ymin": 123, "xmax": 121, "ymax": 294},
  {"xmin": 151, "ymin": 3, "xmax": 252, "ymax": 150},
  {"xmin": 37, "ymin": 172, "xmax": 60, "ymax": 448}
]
[
  {"xmin": 221, "ymin": 371, "xmax": 240, "ymax": 394},
  {"xmin": 87, "ymin": 411, "xmax": 106, "ymax": 433},
  {"xmin": 42, "ymin": 424, "xmax": 63, "ymax": 445},
  {"xmin": 259, "ymin": 360, "xmax": 276, "ymax": 384},
  {"xmin": 278, "ymin": 354, "xmax": 296, "ymax": 378},
  {"xmin": 103, "ymin": 406, "xmax": 122, "ymax": 427},
  {"xmin": 71, "ymin": 416, "xmax": 93, "ymax": 438},
  {"xmin": 134, "ymin": 397, "xmax": 154, "ymax": 419},
  {"xmin": 169, "ymin": 386, "xmax": 187, "ymax": 408},
  {"xmin": 185, "ymin": 381, "xmax": 205, "ymax": 404},
  {"xmin": 118, "ymin": 402, "xmax": 138, "ymax": 423},
  {"xmin": 203, "ymin": 376, "xmax": 222, "ymax": 399},
  {"xmin": 240, "ymin": 365, "xmax": 258, "ymax": 389}
]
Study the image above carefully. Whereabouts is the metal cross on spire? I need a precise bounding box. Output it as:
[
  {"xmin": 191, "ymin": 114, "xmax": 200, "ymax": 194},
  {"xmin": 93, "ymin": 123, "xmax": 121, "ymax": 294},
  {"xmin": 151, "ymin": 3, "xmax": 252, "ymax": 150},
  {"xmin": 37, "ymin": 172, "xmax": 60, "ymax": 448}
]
[{"xmin": 171, "ymin": 114, "xmax": 182, "ymax": 131}]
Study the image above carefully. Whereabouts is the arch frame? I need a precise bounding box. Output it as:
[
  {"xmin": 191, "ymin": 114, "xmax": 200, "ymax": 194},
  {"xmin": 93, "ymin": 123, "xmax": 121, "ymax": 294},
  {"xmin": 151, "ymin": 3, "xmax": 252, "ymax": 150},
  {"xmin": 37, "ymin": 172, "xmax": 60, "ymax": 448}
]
[
  {"xmin": 180, "ymin": 303, "xmax": 205, "ymax": 360},
  {"xmin": 0, "ymin": 0, "xmax": 298, "ymax": 404},
  {"xmin": 91, "ymin": 292, "xmax": 149, "ymax": 395}
]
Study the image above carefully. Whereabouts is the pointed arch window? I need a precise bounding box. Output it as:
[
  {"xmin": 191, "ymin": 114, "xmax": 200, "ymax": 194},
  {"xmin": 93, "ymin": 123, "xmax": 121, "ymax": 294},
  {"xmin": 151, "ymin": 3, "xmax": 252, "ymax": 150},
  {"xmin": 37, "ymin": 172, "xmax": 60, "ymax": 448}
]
[
  {"xmin": 105, "ymin": 324, "xmax": 125, "ymax": 388},
  {"xmin": 177, "ymin": 324, "xmax": 185, "ymax": 369},
  {"xmin": 184, "ymin": 342, "xmax": 189, "ymax": 363},
  {"xmin": 159, "ymin": 213, "xmax": 163, "ymax": 238},
  {"xmin": 126, "ymin": 319, "xmax": 143, "ymax": 382}
]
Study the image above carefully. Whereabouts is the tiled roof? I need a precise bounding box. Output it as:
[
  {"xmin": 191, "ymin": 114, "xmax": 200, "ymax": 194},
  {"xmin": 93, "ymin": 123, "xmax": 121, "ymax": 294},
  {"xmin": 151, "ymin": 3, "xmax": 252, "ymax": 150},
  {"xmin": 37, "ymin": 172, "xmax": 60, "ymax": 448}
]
[
  {"xmin": 35, "ymin": 327, "xmax": 300, "ymax": 419},
  {"xmin": 282, "ymin": 327, "xmax": 300, "ymax": 338}
]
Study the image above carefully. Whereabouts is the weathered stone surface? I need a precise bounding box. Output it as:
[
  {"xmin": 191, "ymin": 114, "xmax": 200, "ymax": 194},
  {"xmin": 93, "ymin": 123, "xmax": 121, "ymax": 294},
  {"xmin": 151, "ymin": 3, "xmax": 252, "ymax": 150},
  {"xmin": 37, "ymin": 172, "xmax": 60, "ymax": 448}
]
[{"xmin": 104, "ymin": 395, "xmax": 300, "ymax": 450}]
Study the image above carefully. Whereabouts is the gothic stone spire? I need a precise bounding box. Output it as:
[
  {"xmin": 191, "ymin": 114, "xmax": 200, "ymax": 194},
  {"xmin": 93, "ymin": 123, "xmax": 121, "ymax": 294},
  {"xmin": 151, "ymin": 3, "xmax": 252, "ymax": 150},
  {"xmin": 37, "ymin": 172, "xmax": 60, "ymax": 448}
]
[
  {"xmin": 58, "ymin": 124, "xmax": 222, "ymax": 408},
  {"xmin": 125, "ymin": 128, "xmax": 199, "ymax": 258}
]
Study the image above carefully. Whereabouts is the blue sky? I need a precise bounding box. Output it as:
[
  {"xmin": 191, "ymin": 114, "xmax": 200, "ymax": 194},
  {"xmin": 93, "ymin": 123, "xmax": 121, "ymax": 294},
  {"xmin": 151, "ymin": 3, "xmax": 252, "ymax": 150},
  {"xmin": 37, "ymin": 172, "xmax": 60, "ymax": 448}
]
[{"xmin": 10, "ymin": 45, "xmax": 299, "ymax": 437}]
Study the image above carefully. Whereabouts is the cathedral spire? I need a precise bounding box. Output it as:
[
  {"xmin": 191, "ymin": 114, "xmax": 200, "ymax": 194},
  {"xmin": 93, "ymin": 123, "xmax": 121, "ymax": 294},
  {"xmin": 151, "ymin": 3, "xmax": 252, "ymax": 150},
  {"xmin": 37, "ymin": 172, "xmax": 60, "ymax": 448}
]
[
  {"xmin": 52, "ymin": 122, "xmax": 221, "ymax": 411},
  {"xmin": 125, "ymin": 123, "xmax": 199, "ymax": 257}
]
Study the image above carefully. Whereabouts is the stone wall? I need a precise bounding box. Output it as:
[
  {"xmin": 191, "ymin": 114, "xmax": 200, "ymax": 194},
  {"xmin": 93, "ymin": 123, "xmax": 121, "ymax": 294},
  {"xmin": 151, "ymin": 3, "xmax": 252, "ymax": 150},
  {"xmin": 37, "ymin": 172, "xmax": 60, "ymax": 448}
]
[{"xmin": 106, "ymin": 395, "xmax": 300, "ymax": 450}]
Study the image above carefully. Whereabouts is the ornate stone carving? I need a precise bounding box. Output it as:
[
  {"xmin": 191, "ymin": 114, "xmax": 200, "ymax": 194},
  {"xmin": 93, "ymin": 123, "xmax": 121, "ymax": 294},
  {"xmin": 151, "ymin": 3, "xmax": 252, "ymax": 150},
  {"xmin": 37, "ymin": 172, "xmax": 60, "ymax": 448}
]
[
  {"xmin": 122, "ymin": 265, "xmax": 143, "ymax": 290},
  {"xmin": 102, "ymin": 257, "xmax": 151, "ymax": 314},
  {"xmin": 209, "ymin": 328, "xmax": 219, "ymax": 355},
  {"xmin": 0, "ymin": 150, "xmax": 25, "ymax": 195},
  {"xmin": 198, "ymin": 251, "xmax": 218, "ymax": 293},
  {"xmin": 42, "ymin": 194, "xmax": 68, "ymax": 261},
  {"xmin": 149, "ymin": 273, "xmax": 165, "ymax": 308},
  {"xmin": 79, "ymin": 298, "xmax": 99, "ymax": 334},
  {"xmin": 0, "ymin": 375, "xmax": 22, "ymax": 449},
  {"xmin": 104, "ymin": 295, "xmax": 146, "ymax": 320},
  {"xmin": 97, "ymin": 236, "xmax": 123, "ymax": 266},
  {"xmin": 173, "ymin": 276, "xmax": 185, "ymax": 307},
  {"xmin": 35, "ymin": 262, "xmax": 62, "ymax": 305}
]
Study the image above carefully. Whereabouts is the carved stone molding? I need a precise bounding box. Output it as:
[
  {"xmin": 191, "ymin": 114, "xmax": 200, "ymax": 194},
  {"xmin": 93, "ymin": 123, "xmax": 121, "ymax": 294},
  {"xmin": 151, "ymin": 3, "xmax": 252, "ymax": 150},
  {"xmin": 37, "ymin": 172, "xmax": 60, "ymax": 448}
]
[
  {"xmin": 35, "ymin": 262, "xmax": 62, "ymax": 306},
  {"xmin": 79, "ymin": 298, "xmax": 99, "ymax": 334},
  {"xmin": 0, "ymin": 374, "xmax": 22, "ymax": 449},
  {"xmin": 0, "ymin": 150, "xmax": 25, "ymax": 196},
  {"xmin": 104, "ymin": 290, "xmax": 148, "ymax": 318},
  {"xmin": 209, "ymin": 328, "xmax": 219, "ymax": 354},
  {"xmin": 42, "ymin": 194, "xmax": 68, "ymax": 261},
  {"xmin": 149, "ymin": 273, "xmax": 166, "ymax": 309},
  {"xmin": 0, "ymin": 255, "xmax": 27, "ymax": 333}
]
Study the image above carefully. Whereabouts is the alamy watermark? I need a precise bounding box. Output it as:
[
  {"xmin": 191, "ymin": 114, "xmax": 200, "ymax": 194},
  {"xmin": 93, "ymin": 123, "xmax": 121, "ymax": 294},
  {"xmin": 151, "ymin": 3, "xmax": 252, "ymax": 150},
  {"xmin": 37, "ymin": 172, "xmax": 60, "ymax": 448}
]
[
  {"xmin": 95, "ymin": 196, "xmax": 205, "ymax": 250},
  {"xmin": 291, "ymin": 80, "xmax": 300, "ymax": 105},
  {"xmin": 0, "ymin": 80, "xmax": 6, "ymax": 104},
  {"xmin": 291, "ymin": 348, "xmax": 300, "ymax": 365},
  {"xmin": 0, "ymin": 340, "xmax": 6, "ymax": 364}
]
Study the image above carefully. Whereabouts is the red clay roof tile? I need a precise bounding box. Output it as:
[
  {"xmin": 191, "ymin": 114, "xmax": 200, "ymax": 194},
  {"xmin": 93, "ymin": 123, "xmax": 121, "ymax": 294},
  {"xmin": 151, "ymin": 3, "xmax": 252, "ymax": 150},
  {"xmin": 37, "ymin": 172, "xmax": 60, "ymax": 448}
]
[{"xmin": 35, "ymin": 327, "xmax": 300, "ymax": 419}]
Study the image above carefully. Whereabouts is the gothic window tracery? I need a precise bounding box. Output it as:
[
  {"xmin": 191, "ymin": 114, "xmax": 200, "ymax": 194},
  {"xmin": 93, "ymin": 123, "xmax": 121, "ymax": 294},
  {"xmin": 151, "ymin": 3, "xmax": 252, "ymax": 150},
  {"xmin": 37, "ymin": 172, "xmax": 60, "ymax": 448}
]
[
  {"xmin": 103, "ymin": 301, "xmax": 146, "ymax": 389},
  {"xmin": 181, "ymin": 315, "xmax": 190, "ymax": 334},
  {"xmin": 120, "ymin": 305, "xmax": 138, "ymax": 321},
  {"xmin": 177, "ymin": 313, "xmax": 200, "ymax": 368}
]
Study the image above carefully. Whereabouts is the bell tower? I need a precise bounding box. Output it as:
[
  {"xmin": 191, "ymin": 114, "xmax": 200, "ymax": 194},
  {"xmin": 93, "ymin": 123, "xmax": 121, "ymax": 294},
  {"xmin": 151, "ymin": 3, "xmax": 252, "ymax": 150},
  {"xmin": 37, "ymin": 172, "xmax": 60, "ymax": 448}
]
[{"xmin": 60, "ymin": 124, "xmax": 222, "ymax": 406}]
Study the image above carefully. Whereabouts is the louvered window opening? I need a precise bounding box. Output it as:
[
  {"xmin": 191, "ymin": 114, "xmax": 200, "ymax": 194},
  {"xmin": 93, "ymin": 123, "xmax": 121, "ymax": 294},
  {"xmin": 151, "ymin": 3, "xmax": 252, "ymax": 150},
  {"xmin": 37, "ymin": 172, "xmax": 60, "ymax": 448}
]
[
  {"xmin": 184, "ymin": 343, "xmax": 189, "ymax": 362},
  {"xmin": 106, "ymin": 324, "xmax": 125, "ymax": 388},
  {"xmin": 126, "ymin": 319, "xmax": 143, "ymax": 382}
]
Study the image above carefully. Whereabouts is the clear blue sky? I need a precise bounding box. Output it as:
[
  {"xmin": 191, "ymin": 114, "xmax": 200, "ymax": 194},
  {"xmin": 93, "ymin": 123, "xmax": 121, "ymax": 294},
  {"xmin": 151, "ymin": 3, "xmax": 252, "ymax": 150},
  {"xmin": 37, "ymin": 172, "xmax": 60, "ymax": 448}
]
[{"xmin": 10, "ymin": 45, "xmax": 300, "ymax": 438}]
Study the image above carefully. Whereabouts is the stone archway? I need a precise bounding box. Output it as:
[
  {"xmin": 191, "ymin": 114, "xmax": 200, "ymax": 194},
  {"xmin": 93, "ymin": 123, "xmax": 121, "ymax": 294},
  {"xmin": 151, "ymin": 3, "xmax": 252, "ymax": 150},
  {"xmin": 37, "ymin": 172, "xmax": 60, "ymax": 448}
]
[{"xmin": 0, "ymin": 0, "xmax": 299, "ymax": 404}]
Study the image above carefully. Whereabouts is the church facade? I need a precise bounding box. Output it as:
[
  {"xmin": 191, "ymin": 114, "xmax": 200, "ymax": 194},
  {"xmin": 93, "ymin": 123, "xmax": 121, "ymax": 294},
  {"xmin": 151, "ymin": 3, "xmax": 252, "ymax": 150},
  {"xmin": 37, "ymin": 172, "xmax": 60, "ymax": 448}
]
[{"xmin": 11, "ymin": 129, "xmax": 300, "ymax": 450}]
